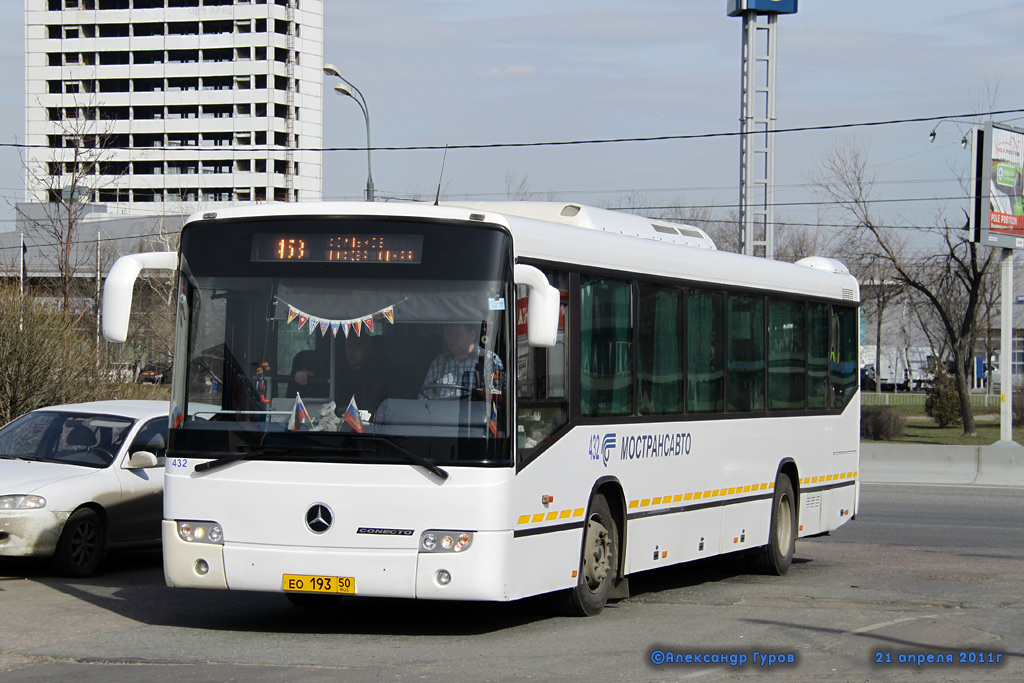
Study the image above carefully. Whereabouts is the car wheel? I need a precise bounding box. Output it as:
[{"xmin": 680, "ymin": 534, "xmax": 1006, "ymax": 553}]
[{"xmin": 51, "ymin": 508, "xmax": 106, "ymax": 578}]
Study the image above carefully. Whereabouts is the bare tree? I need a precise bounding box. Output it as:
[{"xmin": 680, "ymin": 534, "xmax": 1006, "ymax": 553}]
[
  {"xmin": 504, "ymin": 171, "xmax": 531, "ymax": 200},
  {"xmin": 16, "ymin": 96, "xmax": 121, "ymax": 312},
  {"xmin": 125, "ymin": 220, "xmax": 180, "ymax": 369},
  {"xmin": 655, "ymin": 203, "xmax": 832, "ymax": 262},
  {"xmin": 855, "ymin": 256, "xmax": 904, "ymax": 393},
  {"xmin": 814, "ymin": 137, "xmax": 993, "ymax": 435},
  {"xmin": 773, "ymin": 219, "xmax": 840, "ymax": 263}
]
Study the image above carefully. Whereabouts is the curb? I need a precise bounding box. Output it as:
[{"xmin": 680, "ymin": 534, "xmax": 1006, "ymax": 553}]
[{"xmin": 860, "ymin": 443, "xmax": 1024, "ymax": 487}]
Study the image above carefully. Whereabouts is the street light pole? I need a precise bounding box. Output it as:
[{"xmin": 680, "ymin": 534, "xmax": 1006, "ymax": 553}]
[{"xmin": 323, "ymin": 64, "xmax": 374, "ymax": 202}]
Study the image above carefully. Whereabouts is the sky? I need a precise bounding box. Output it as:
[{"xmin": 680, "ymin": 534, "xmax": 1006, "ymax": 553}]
[{"xmin": 1, "ymin": 0, "xmax": 1023, "ymax": 247}]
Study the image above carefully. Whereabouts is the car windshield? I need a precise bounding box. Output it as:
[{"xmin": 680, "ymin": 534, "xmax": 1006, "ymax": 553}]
[
  {"xmin": 0, "ymin": 411, "xmax": 135, "ymax": 469},
  {"xmin": 171, "ymin": 216, "xmax": 513, "ymax": 467}
]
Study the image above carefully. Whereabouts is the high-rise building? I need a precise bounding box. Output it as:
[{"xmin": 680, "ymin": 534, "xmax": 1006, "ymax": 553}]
[{"xmin": 24, "ymin": 0, "xmax": 324, "ymax": 211}]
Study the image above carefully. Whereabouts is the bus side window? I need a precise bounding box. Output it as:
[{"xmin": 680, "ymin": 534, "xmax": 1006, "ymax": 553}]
[
  {"xmin": 687, "ymin": 289, "xmax": 725, "ymax": 413},
  {"xmin": 517, "ymin": 270, "xmax": 569, "ymax": 458},
  {"xmin": 580, "ymin": 275, "xmax": 633, "ymax": 416},
  {"xmin": 830, "ymin": 305, "xmax": 858, "ymax": 408},
  {"xmin": 767, "ymin": 298, "xmax": 806, "ymax": 411},
  {"xmin": 726, "ymin": 294, "xmax": 765, "ymax": 413},
  {"xmin": 807, "ymin": 303, "xmax": 830, "ymax": 409},
  {"xmin": 639, "ymin": 284, "xmax": 684, "ymax": 414}
]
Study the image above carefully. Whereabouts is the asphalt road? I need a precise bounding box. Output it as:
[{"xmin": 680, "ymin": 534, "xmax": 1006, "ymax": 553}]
[{"xmin": 0, "ymin": 483, "xmax": 1021, "ymax": 682}]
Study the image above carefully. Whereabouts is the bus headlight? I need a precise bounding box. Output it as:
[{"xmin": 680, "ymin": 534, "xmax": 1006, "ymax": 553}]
[
  {"xmin": 177, "ymin": 520, "xmax": 224, "ymax": 545},
  {"xmin": 419, "ymin": 530, "xmax": 473, "ymax": 553}
]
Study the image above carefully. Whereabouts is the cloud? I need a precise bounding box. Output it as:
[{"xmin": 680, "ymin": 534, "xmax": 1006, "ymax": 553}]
[{"xmin": 480, "ymin": 66, "xmax": 537, "ymax": 78}]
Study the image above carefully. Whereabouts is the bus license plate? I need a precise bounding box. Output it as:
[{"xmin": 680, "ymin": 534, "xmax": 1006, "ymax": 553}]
[{"xmin": 282, "ymin": 574, "xmax": 356, "ymax": 594}]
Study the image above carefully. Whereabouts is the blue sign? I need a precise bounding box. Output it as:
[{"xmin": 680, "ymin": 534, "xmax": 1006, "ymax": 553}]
[
  {"xmin": 1016, "ymin": 295, "xmax": 1024, "ymax": 303},
  {"xmin": 728, "ymin": 0, "xmax": 798, "ymax": 16}
]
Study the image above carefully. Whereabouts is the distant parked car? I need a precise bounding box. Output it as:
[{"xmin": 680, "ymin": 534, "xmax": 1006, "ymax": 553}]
[
  {"xmin": 0, "ymin": 400, "xmax": 170, "ymax": 577},
  {"xmin": 107, "ymin": 362, "xmax": 138, "ymax": 383},
  {"xmin": 138, "ymin": 363, "xmax": 170, "ymax": 384}
]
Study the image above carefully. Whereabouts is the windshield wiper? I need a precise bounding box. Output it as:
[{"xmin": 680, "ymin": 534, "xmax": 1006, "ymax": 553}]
[
  {"xmin": 0, "ymin": 454, "xmax": 47, "ymax": 462},
  {"xmin": 188, "ymin": 438, "xmax": 449, "ymax": 481},
  {"xmin": 192, "ymin": 446, "xmax": 289, "ymax": 473},
  {"xmin": 352, "ymin": 435, "xmax": 449, "ymax": 481}
]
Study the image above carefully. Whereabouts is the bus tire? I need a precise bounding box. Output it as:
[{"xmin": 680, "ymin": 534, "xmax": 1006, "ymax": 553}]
[
  {"xmin": 557, "ymin": 493, "xmax": 619, "ymax": 617},
  {"xmin": 753, "ymin": 473, "xmax": 796, "ymax": 576},
  {"xmin": 51, "ymin": 508, "xmax": 106, "ymax": 578}
]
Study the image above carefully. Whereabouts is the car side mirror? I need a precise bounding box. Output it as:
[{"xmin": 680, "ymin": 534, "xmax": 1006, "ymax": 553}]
[{"xmin": 126, "ymin": 451, "xmax": 159, "ymax": 469}]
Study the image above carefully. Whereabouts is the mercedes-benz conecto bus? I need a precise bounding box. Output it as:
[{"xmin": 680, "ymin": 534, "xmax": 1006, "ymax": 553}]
[{"xmin": 103, "ymin": 201, "xmax": 860, "ymax": 616}]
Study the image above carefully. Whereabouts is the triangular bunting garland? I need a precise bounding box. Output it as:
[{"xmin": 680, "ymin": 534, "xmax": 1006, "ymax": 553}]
[{"xmin": 278, "ymin": 298, "xmax": 407, "ymax": 336}]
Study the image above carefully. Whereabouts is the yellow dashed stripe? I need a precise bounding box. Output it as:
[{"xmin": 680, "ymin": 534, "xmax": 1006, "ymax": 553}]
[
  {"xmin": 515, "ymin": 471, "xmax": 858, "ymax": 526},
  {"xmin": 800, "ymin": 470, "xmax": 858, "ymax": 485}
]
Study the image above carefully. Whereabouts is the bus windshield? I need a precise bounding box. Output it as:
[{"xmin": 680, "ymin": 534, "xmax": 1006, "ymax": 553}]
[{"xmin": 171, "ymin": 216, "xmax": 513, "ymax": 466}]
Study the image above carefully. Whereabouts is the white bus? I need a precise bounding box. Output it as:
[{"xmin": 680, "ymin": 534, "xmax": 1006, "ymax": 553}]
[{"xmin": 103, "ymin": 201, "xmax": 860, "ymax": 616}]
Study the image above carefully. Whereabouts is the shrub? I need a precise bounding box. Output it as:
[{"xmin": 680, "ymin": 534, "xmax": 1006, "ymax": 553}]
[
  {"xmin": 0, "ymin": 284, "xmax": 119, "ymax": 424},
  {"xmin": 861, "ymin": 406, "xmax": 907, "ymax": 441},
  {"xmin": 924, "ymin": 366, "xmax": 962, "ymax": 428},
  {"xmin": 1013, "ymin": 379, "xmax": 1024, "ymax": 428}
]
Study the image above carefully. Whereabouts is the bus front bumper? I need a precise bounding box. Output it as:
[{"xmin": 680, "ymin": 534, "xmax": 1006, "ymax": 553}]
[{"xmin": 163, "ymin": 521, "xmax": 513, "ymax": 601}]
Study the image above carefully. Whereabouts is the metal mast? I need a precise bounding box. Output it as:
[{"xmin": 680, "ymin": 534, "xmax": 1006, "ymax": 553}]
[{"xmin": 730, "ymin": 0, "xmax": 798, "ymax": 258}]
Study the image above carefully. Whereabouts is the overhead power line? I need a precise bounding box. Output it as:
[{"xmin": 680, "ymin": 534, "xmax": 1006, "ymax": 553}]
[
  {"xmin": 2, "ymin": 108, "xmax": 1021, "ymax": 153},
  {"xmin": 611, "ymin": 195, "xmax": 973, "ymax": 212}
]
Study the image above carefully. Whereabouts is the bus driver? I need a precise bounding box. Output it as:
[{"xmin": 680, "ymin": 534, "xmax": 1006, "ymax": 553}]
[{"xmin": 419, "ymin": 323, "xmax": 504, "ymax": 399}]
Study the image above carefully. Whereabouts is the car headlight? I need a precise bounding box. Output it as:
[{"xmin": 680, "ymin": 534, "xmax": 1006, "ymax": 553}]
[
  {"xmin": 419, "ymin": 530, "xmax": 473, "ymax": 553},
  {"xmin": 0, "ymin": 495, "xmax": 46, "ymax": 510},
  {"xmin": 176, "ymin": 520, "xmax": 224, "ymax": 545}
]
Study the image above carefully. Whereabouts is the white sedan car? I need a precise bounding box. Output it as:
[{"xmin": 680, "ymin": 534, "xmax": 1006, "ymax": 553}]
[{"xmin": 0, "ymin": 400, "xmax": 170, "ymax": 577}]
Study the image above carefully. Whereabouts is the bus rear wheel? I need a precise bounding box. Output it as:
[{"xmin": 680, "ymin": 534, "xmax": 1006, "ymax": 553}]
[
  {"xmin": 557, "ymin": 493, "xmax": 619, "ymax": 617},
  {"xmin": 753, "ymin": 473, "xmax": 796, "ymax": 575}
]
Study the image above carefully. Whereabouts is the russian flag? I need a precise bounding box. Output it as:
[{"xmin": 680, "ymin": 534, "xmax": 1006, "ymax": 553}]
[
  {"xmin": 288, "ymin": 393, "xmax": 311, "ymax": 431},
  {"xmin": 343, "ymin": 395, "xmax": 365, "ymax": 433},
  {"xmin": 488, "ymin": 402, "xmax": 499, "ymax": 437}
]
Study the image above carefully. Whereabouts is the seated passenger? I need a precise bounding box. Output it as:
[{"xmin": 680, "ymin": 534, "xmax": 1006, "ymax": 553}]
[
  {"xmin": 334, "ymin": 333, "xmax": 388, "ymax": 416},
  {"xmin": 419, "ymin": 323, "xmax": 504, "ymax": 399},
  {"xmin": 286, "ymin": 347, "xmax": 330, "ymax": 398}
]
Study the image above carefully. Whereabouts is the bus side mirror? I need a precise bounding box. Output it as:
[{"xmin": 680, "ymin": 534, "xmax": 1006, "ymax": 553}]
[
  {"xmin": 102, "ymin": 251, "xmax": 178, "ymax": 343},
  {"xmin": 514, "ymin": 264, "xmax": 559, "ymax": 348}
]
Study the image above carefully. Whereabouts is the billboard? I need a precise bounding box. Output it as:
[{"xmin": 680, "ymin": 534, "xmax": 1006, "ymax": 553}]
[
  {"xmin": 727, "ymin": 0, "xmax": 798, "ymax": 16},
  {"xmin": 972, "ymin": 122, "xmax": 1024, "ymax": 249}
]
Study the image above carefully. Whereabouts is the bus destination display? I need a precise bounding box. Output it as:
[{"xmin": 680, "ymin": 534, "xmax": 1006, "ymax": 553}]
[{"xmin": 251, "ymin": 234, "xmax": 423, "ymax": 263}]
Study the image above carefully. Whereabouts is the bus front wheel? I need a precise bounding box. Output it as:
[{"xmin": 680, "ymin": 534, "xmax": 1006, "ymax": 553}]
[
  {"xmin": 558, "ymin": 493, "xmax": 619, "ymax": 617},
  {"xmin": 753, "ymin": 473, "xmax": 796, "ymax": 575}
]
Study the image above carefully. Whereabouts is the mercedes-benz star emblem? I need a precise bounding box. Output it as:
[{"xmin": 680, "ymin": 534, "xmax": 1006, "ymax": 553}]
[{"xmin": 305, "ymin": 503, "xmax": 333, "ymax": 534}]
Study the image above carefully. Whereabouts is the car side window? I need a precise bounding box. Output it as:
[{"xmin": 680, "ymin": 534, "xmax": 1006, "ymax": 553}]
[{"xmin": 128, "ymin": 418, "xmax": 168, "ymax": 466}]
